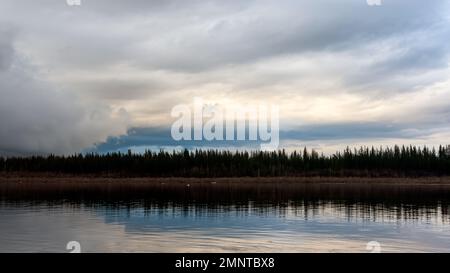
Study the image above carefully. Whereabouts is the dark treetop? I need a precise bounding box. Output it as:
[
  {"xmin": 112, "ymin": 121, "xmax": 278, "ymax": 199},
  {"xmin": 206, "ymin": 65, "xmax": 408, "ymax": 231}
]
[{"xmin": 1, "ymin": 145, "xmax": 450, "ymax": 177}]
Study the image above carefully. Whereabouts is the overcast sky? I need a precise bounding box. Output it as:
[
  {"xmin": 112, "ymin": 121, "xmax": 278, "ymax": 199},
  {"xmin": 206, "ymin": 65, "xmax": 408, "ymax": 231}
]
[{"xmin": 1, "ymin": 0, "xmax": 450, "ymax": 155}]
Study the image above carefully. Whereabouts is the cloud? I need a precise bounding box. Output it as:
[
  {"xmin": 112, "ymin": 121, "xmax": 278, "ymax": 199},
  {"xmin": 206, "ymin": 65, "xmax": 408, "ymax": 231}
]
[
  {"xmin": 2, "ymin": 0, "xmax": 446, "ymax": 72},
  {"xmin": 92, "ymin": 120, "xmax": 447, "ymax": 154},
  {"xmin": 91, "ymin": 127, "xmax": 264, "ymax": 154},
  {"xmin": 0, "ymin": 30, "xmax": 14, "ymax": 70},
  {"xmin": 1, "ymin": 1, "xmax": 450, "ymax": 154},
  {"xmin": 0, "ymin": 27, "xmax": 128, "ymax": 155}
]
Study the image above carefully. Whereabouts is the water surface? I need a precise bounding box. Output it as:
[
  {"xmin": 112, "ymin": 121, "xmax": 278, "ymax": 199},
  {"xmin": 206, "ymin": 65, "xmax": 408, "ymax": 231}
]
[{"xmin": 1, "ymin": 181, "xmax": 450, "ymax": 253}]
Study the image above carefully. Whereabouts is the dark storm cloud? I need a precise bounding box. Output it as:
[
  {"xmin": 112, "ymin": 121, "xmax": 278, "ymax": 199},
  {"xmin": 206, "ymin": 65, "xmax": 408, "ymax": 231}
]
[
  {"xmin": 91, "ymin": 127, "xmax": 261, "ymax": 153},
  {"xmin": 0, "ymin": 26, "xmax": 128, "ymax": 155},
  {"xmin": 92, "ymin": 121, "xmax": 437, "ymax": 154},
  {"xmin": 0, "ymin": 26, "xmax": 15, "ymax": 71}
]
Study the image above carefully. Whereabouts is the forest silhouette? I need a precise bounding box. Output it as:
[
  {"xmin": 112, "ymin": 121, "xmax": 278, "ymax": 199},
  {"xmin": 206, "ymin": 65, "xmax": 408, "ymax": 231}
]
[{"xmin": 1, "ymin": 145, "xmax": 450, "ymax": 177}]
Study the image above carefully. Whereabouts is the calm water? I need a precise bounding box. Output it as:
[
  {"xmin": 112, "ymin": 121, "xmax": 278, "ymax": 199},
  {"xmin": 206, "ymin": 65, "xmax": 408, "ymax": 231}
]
[{"xmin": 1, "ymin": 181, "xmax": 450, "ymax": 253}]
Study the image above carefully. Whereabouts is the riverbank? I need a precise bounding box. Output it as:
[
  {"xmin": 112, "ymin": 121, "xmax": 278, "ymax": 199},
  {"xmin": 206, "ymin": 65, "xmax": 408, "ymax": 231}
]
[
  {"xmin": 2, "ymin": 173, "xmax": 450, "ymax": 185},
  {"xmin": 2, "ymin": 173, "xmax": 450, "ymax": 204}
]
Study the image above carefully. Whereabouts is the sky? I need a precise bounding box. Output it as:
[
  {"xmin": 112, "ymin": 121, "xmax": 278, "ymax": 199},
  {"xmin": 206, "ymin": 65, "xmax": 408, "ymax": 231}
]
[{"xmin": 1, "ymin": 0, "xmax": 450, "ymax": 155}]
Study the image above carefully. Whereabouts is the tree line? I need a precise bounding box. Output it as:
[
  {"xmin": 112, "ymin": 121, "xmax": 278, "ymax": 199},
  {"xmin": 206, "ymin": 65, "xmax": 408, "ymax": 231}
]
[{"xmin": 1, "ymin": 145, "xmax": 450, "ymax": 177}]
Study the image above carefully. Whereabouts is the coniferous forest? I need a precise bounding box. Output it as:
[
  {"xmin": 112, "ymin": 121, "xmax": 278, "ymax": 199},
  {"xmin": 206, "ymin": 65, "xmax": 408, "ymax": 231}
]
[{"xmin": 1, "ymin": 145, "xmax": 450, "ymax": 177}]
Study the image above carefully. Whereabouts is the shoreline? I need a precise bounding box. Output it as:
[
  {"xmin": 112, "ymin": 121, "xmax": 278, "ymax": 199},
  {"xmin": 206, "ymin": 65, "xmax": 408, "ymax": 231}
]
[
  {"xmin": 2, "ymin": 173, "xmax": 450, "ymax": 185},
  {"xmin": 2, "ymin": 173, "xmax": 450, "ymax": 203}
]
